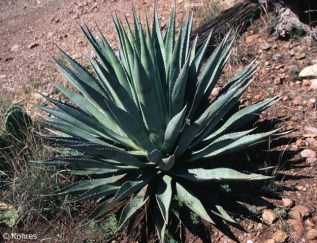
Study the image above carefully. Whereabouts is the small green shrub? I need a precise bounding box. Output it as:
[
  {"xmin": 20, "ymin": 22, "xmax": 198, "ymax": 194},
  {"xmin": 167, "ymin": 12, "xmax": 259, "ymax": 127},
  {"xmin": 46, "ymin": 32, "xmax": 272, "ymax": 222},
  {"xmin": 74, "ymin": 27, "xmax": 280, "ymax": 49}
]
[
  {"xmin": 85, "ymin": 215, "xmax": 118, "ymax": 242},
  {"xmin": 4, "ymin": 106, "xmax": 32, "ymax": 139},
  {"xmin": 0, "ymin": 106, "xmax": 32, "ymax": 175},
  {"xmin": 39, "ymin": 7, "xmax": 281, "ymax": 242},
  {"xmin": 273, "ymin": 207, "xmax": 287, "ymax": 219},
  {"xmin": 0, "ymin": 106, "xmax": 67, "ymax": 228},
  {"xmin": 0, "ymin": 93, "xmax": 13, "ymax": 125}
]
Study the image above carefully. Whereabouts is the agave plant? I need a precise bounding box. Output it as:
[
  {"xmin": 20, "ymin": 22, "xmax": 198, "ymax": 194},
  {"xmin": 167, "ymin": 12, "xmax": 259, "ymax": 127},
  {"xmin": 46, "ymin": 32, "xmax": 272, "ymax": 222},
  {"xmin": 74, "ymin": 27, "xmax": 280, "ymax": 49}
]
[{"xmin": 38, "ymin": 7, "xmax": 280, "ymax": 241}]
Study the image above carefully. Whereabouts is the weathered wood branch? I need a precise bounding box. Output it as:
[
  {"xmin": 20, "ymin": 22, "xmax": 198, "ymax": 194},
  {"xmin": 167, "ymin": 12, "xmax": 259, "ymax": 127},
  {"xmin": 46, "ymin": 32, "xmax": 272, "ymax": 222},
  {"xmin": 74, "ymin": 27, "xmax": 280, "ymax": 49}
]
[
  {"xmin": 191, "ymin": 0, "xmax": 261, "ymax": 53},
  {"xmin": 191, "ymin": 0, "xmax": 317, "ymax": 54},
  {"xmin": 268, "ymin": 0, "xmax": 317, "ymax": 40}
]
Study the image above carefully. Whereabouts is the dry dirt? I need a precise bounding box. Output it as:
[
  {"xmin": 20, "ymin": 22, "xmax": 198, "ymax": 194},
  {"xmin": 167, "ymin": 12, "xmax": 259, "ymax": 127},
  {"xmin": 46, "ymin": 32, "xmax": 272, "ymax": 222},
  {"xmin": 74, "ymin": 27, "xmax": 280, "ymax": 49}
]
[{"xmin": 1, "ymin": 0, "xmax": 317, "ymax": 242}]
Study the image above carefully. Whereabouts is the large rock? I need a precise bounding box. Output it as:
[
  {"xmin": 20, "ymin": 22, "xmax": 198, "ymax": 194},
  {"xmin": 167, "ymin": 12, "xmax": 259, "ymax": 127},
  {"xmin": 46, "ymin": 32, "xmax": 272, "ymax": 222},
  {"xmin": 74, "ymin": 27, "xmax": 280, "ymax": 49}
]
[
  {"xmin": 307, "ymin": 229, "xmax": 317, "ymax": 240},
  {"xmin": 299, "ymin": 64, "xmax": 317, "ymax": 77},
  {"xmin": 300, "ymin": 149, "xmax": 316, "ymax": 159},
  {"xmin": 311, "ymin": 79, "xmax": 317, "ymax": 89},
  {"xmin": 287, "ymin": 219, "xmax": 305, "ymax": 240},
  {"xmin": 272, "ymin": 230, "xmax": 288, "ymax": 243},
  {"xmin": 299, "ymin": 64, "xmax": 317, "ymax": 89},
  {"xmin": 288, "ymin": 205, "xmax": 310, "ymax": 219}
]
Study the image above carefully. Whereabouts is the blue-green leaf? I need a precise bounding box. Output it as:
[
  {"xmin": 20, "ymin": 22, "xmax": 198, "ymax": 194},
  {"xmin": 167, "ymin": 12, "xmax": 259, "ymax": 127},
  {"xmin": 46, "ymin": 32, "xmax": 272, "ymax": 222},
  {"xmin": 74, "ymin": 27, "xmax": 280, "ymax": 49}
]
[
  {"xmin": 176, "ymin": 182, "xmax": 214, "ymax": 223},
  {"xmin": 189, "ymin": 129, "xmax": 279, "ymax": 161},
  {"xmin": 156, "ymin": 175, "xmax": 172, "ymax": 223},
  {"xmin": 54, "ymin": 177, "xmax": 120, "ymax": 195},
  {"xmin": 161, "ymin": 105, "xmax": 187, "ymax": 154},
  {"xmin": 117, "ymin": 195, "xmax": 148, "ymax": 230},
  {"xmin": 113, "ymin": 175, "xmax": 153, "ymax": 201},
  {"xmin": 176, "ymin": 168, "xmax": 271, "ymax": 181}
]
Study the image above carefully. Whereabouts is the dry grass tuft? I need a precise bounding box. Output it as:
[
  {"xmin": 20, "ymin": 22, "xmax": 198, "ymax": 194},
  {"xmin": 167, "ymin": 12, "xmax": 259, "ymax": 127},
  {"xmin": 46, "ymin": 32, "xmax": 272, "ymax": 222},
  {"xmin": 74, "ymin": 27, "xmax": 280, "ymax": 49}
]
[{"xmin": 184, "ymin": 0, "xmax": 224, "ymax": 28}]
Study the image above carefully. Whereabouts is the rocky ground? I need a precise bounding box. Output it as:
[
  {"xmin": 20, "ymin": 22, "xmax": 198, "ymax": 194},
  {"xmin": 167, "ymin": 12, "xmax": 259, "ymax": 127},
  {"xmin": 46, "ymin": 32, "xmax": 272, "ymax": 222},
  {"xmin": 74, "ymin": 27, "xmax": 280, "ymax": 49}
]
[{"xmin": 1, "ymin": 0, "xmax": 317, "ymax": 242}]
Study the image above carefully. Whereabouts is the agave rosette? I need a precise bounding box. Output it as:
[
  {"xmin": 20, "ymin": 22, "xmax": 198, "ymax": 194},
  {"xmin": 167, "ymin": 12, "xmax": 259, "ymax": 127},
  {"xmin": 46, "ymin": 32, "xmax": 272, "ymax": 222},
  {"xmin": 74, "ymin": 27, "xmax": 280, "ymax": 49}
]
[{"xmin": 38, "ymin": 7, "xmax": 280, "ymax": 240}]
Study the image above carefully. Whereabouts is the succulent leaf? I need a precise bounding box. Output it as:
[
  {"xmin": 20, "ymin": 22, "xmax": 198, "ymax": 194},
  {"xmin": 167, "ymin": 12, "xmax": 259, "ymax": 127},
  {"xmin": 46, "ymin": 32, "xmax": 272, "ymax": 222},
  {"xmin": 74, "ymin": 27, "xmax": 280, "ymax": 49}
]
[
  {"xmin": 156, "ymin": 175, "xmax": 172, "ymax": 223},
  {"xmin": 176, "ymin": 182, "xmax": 214, "ymax": 224},
  {"xmin": 176, "ymin": 168, "xmax": 271, "ymax": 181},
  {"xmin": 117, "ymin": 195, "xmax": 148, "ymax": 231}
]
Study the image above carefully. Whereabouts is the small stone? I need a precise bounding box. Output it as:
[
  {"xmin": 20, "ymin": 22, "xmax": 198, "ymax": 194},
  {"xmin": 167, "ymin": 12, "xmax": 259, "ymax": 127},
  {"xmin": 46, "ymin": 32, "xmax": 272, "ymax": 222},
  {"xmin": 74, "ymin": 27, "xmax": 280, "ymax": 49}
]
[
  {"xmin": 305, "ymin": 127, "xmax": 317, "ymax": 134},
  {"xmin": 295, "ymin": 139, "xmax": 304, "ymax": 146},
  {"xmin": 293, "ymin": 95, "xmax": 303, "ymax": 105},
  {"xmin": 247, "ymin": 224, "xmax": 254, "ymax": 230},
  {"xmin": 307, "ymin": 99, "xmax": 316, "ymax": 109},
  {"xmin": 275, "ymin": 64, "xmax": 284, "ymax": 70},
  {"xmin": 282, "ymin": 95, "xmax": 288, "ymax": 101},
  {"xmin": 288, "ymin": 219, "xmax": 305, "ymax": 240},
  {"xmin": 282, "ymin": 198, "xmax": 294, "ymax": 208},
  {"xmin": 274, "ymin": 77, "xmax": 282, "ymax": 85},
  {"xmin": 301, "ymin": 149, "xmax": 316, "ymax": 158},
  {"xmin": 295, "ymin": 185, "xmax": 306, "ymax": 191},
  {"xmin": 311, "ymin": 79, "xmax": 317, "ymax": 89},
  {"xmin": 0, "ymin": 74, "xmax": 6, "ymax": 79},
  {"xmin": 257, "ymin": 223, "xmax": 263, "ymax": 230},
  {"xmin": 309, "ymin": 98, "xmax": 316, "ymax": 104},
  {"xmin": 299, "ymin": 64, "xmax": 317, "ymax": 77},
  {"xmin": 47, "ymin": 32, "xmax": 54, "ymax": 38},
  {"xmin": 50, "ymin": 16, "xmax": 60, "ymax": 23},
  {"xmin": 211, "ymin": 87, "xmax": 220, "ymax": 97},
  {"xmin": 307, "ymin": 229, "xmax": 317, "ymax": 240},
  {"xmin": 10, "ymin": 44, "xmax": 19, "ymax": 52},
  {"xmin": 273, "ymin": 230, "xmax": 288, "ymax": 243},
  {"xmin": 246, "ymin": 34, "xmax": 259, "ymax": 43},
  {"xmin": 260, "ymin": 42, "xmax": 271, "ymax": 51},
  {"xmin": 304, "ymin": 219, "xmax": 316, "ymax": 227},
  {"xmin": 262, "ymin": 209, "xmax": 277, "ymax": 225},
  {"xmin": 31, "ymin": 93, "xmax": 46, "ymax": 102},
  {"xmin": 288, "ymin": 205, "xmax": 310, "ymax": 219},
  {"xmin": 296, "ymin": 53, "xmax": 306, "ymax": 60},
  {"xmin": 307, "ymin": 157, "xmax": 317, "ymax": 164},
  {"xmin": 306, "ymin": 138, "xmax": 317, "ymax": 147},
  {"xmin": 272, "ymin": 54, "xmax": 283, "ymax": 61},
  {"xmin": 264, "ymin": 240, "xmax": 275, "ymax": 243},
  {"xmin": 28, "ymin": 42, "xmax": 39, "ymax": 49},
  {"xmin": 290, "ymin": 49, "xmax": 295, "ymax": 56},
  {"xmin": 291, "ymin": 115, "xmax": 299, "ymax": 122},
  {"xmin": 246, "ymin": 240, "xmax": 253, "ymax": 243},
  {"xmin": 290, "ymin": 144, "xmax": 298, "ymax": 151},
  {"xmin": 303, "ymin": 79, "xmax": 311, "ymax": 86},
  {"xmin": 0, "ymin": 202, "xmax": 12, "ymax": 209}
]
